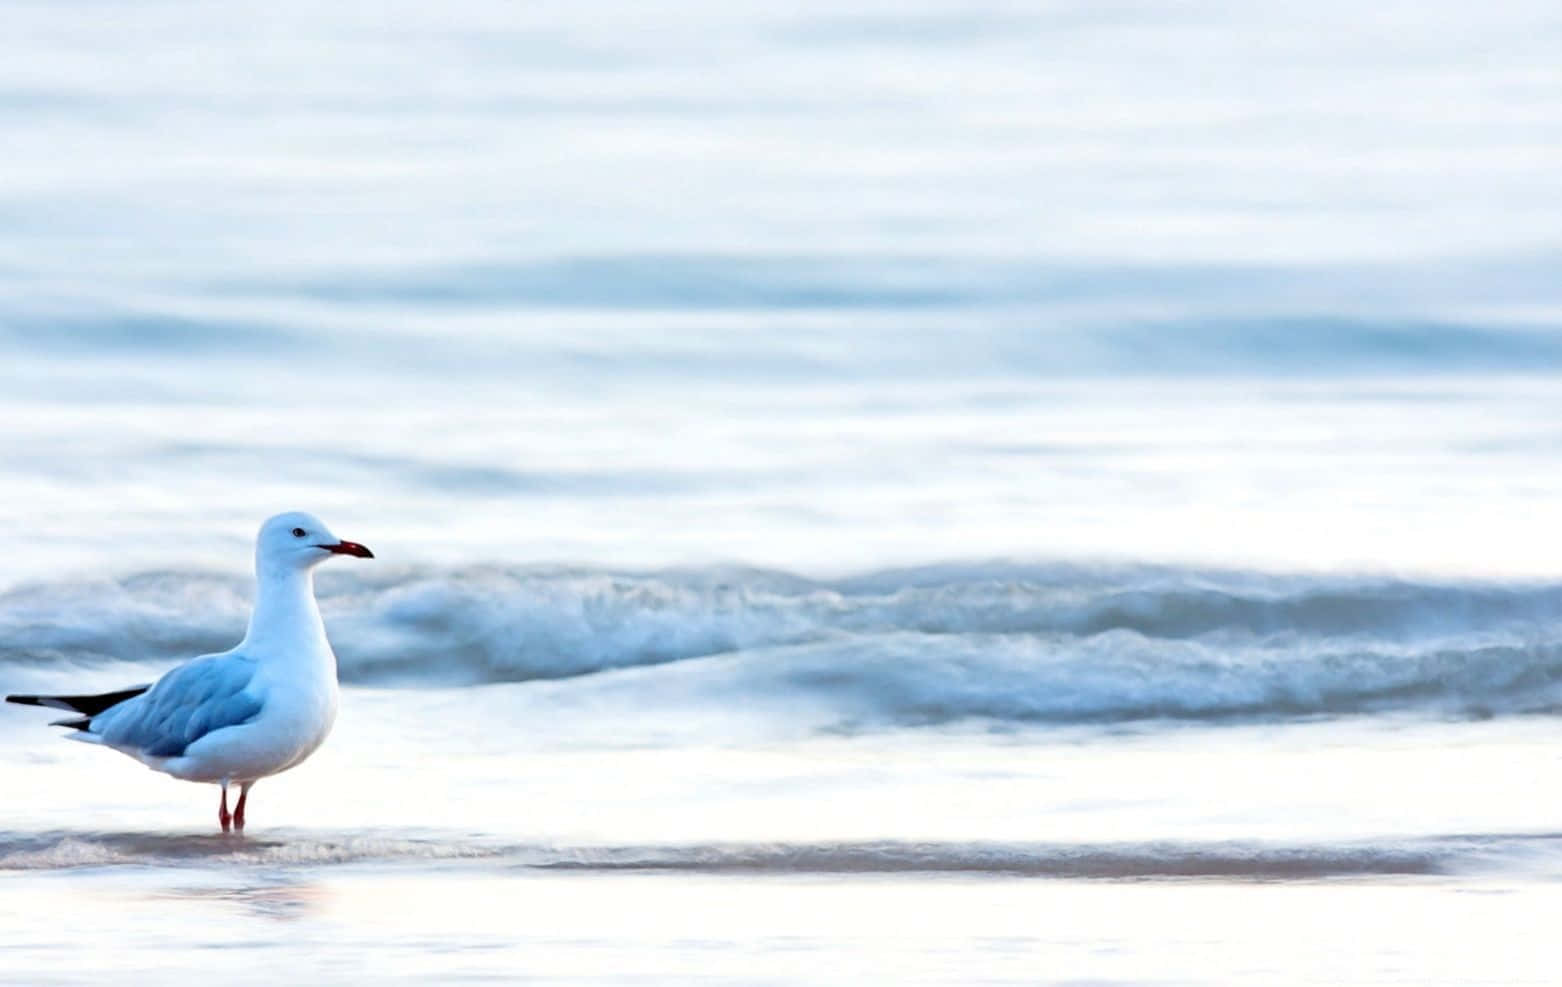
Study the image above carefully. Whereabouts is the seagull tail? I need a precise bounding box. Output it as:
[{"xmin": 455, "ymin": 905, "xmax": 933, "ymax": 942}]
[{"xmin": 5, "ymin": 685, "xmax": 151, "ymax": 727}]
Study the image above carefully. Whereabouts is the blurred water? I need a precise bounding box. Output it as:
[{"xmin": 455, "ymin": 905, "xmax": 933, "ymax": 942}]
[
  {"xmin": 2, "ymin": 2, "xmax": 1562, "ymax": 580},
  {"xmin": 5, "ymin": 3, "xmax": 1562, "ymax": 983}
]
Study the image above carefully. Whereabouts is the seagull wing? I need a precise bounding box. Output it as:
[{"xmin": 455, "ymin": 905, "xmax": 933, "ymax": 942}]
[{"xmin": 93, "ymin": 653, "xmax": 263, "ymax": 758}]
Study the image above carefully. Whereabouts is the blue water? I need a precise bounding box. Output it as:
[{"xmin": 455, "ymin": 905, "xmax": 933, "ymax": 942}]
[
  {"xmin": 8, "ymin": 562, "xmax": 1562, "ymax": 727},
  {"xmin": 2, "ymin": 2, "xmax": 1561, "ymax": 575},
  {"xmin": 5, "ymin": 3, "xmax": 1562, "ymax": 983}
]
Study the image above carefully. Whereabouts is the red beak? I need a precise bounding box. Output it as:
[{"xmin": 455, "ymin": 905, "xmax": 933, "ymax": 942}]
[{"xmin": 322, "ymin": 540, "xmax": 374, "ymax": 558}]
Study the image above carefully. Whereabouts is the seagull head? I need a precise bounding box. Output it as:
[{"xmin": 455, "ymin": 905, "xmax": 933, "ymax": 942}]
[{"xmin": 256, "ymin": 512, "xmax": 375, "ymax": 574}]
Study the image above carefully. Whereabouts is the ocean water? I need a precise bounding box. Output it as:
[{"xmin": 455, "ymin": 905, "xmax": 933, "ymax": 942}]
[{"xmin": 5, "ymin": 1, "xmax": 1562, "ymax": 984}]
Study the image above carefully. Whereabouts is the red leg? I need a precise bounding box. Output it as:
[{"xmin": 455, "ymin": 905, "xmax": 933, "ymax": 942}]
[
  {"xmin": 218, "ymin": 783, "xmax": 232, "ymax": 833},
  {"xmin": 234, "ymin": 783, "xmax": 250, "ymax": 832}
]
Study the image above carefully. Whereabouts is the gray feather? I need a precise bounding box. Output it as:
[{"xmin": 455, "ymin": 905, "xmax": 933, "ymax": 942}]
[{"xmin": 94, "ymin": 655, "xmax": 263, "ymax": 758}]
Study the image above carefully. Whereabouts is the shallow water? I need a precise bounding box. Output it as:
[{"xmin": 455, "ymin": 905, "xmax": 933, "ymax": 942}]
[
  {"xmin": 7, "ymin": 713, "xmax": 1562, "ymax": 984},
  {"xmin": 6, "ymin": 0, "xmax": 1562, "ymax": 983}
]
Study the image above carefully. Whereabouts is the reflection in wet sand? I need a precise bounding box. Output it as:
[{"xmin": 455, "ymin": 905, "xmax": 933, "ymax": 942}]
[{"xmin": 148, "ymin": 877, "xmax": 327, "ymax": 922}]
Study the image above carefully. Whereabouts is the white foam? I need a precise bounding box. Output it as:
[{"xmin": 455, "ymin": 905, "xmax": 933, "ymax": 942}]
[{"xmin": 7, "ymin": 564, "xmax": 1560, "ymax": 727}]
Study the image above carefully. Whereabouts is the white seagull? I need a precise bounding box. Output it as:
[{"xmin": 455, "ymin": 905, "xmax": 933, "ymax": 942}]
[{"xmin": 6, "ymin": 512, "xmax": 373, "ymax": 832}]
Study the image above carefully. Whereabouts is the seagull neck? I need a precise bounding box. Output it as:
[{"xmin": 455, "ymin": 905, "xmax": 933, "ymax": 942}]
[{"xmin": 240, "ymin": 565, "xmax": 331, "ymax": 660}]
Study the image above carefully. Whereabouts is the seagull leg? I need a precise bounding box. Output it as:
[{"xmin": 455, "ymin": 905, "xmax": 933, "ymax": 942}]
[
  {"xmin": 234, "ymin": 783, "xmax": 251, "ymax": 832},
  {"xmin": 218, "ymin": 782, "xmax": 232, "ymax": 833}
]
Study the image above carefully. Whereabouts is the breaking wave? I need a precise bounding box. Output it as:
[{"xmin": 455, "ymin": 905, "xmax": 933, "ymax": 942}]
[
  {"xmin": 4, "ymin": 562, "xmax": 1562, "ymax": 727},
  {"xmin": 5, "ymin": 829, "xmax": 1562, "ymax": 880}
]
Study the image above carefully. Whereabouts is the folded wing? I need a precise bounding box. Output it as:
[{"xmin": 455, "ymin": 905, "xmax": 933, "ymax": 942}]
[{"xmin": 95, "ymin": 654, "xmax": 263, "ymax": 758}]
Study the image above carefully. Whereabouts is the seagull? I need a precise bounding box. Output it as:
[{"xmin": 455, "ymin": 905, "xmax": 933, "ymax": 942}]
[{"xmin": 6, "ymin": 512, "xmax": 373, "ymax": 832}]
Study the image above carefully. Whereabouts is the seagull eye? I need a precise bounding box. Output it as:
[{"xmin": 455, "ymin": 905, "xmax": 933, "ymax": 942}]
[{"xmin": 291, "ymin": 527, "xmax": 306, "ymax": 538}]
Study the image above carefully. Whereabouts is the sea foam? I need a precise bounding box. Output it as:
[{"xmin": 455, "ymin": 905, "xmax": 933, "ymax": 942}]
[{"xmin": 4, "ymin": 563, "xmax": 1561, "ymax": 727}]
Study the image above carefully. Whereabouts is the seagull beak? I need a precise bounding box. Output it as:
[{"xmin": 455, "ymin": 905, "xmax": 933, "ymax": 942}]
[{"xmin": 320, "ymin": 540, "xmax": 374, "ymax": 559}]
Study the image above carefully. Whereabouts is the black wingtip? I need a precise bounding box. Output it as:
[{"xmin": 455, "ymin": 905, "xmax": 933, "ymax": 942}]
[
  {"xmin": 7, "ymin": 696, "xmax": 94, "ymax": 729},
  {"xmin": 5, "ymin": 685, "xmax": 150, "ymax": 715}
]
